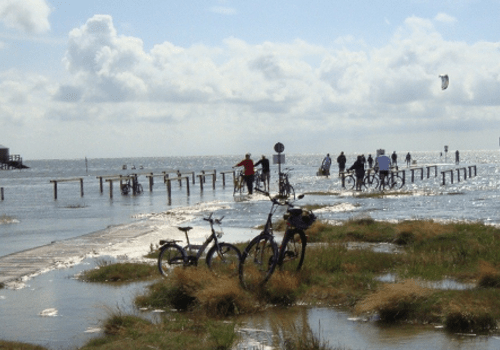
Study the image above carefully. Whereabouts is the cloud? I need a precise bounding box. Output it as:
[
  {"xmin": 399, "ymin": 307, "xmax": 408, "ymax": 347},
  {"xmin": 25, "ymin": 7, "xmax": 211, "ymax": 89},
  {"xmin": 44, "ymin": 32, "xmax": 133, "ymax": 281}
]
[
  {"xmin": 0, "ymin": 0, "xmax": 51, "ymax": 34},
  {"xmin": 5, "ymin": 13, "xmax": 500, "ymax": 158},
  {"xmin": 434, "ymin": 13, "xmax": 457, "ymax": 24}
]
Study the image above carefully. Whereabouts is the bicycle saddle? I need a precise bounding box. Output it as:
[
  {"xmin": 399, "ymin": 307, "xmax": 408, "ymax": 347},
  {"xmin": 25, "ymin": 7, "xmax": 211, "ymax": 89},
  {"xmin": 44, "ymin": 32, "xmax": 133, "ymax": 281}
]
[{"xmin": 177, "ymin": 226, "xmax": 193, "ymax": 232}]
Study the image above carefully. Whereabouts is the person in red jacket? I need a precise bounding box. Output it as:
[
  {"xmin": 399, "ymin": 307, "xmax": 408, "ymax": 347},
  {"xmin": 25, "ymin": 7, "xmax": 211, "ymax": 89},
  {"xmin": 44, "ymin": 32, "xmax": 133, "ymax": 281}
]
[{"xmin": 234, "ymin": 153, "xmax": 255, "ymax": 194}]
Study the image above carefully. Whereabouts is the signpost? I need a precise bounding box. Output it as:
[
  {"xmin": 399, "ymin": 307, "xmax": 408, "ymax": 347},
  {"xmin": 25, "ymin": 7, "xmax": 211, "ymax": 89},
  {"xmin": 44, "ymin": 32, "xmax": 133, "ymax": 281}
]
[{"xmin": 274, "ymin": 142, "xmax": 285, "ymax": 196}]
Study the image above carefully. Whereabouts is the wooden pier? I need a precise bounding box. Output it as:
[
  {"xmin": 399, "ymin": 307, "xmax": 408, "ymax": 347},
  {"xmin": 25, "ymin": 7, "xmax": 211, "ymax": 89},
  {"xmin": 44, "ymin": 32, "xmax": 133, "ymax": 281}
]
[
  {"xmin": 441, "ymin": 165, "xmax": 477, "ymax": 185},
  {"xmin": 49, "ymin": 178, "xmax": 84, "ymax": 200}
]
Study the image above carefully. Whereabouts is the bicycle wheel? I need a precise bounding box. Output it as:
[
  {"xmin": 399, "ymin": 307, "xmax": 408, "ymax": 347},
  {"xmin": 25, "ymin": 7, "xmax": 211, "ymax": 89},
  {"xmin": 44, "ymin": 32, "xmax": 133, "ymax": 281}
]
[
  {"xmin": 136, "ymin": 183, "xmax": 143, "ymax": 194},
  {"xmin": 206, "ymin": 243, "xmax": 241, "ymax": 277},
  {"xmin": 158, "ymin": 243, "xmax": 187, "ymax": 277},
  {"xmin": 286, "ymin": 184, "xmax": 295, "ymax": 199},
  {"xmin": 278, "ymin": 229, "xmax": 306, "ymax": 273},
  {"xmin": 390, "ymin": 174, "xmax": 404, "ymax": 189},
  {"xmin": 121, "ymin": 183, "xmax": 131, "ymax": 195},
  {"xmin": 363, "ymin": 174, "xmax": 379, "ymax": 190},
  {"xmin": 239, "ymin": 234, "xmax": 278, "ymax": 291},
  {"xmin": 344, "ymin": 175, "xmax": 356, "ymax": 190}
]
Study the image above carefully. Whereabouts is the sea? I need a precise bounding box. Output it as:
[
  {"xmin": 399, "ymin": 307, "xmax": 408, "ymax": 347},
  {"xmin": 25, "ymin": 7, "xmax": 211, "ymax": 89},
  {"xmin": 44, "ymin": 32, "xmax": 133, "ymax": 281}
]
[{"xmin": 1, "ymin": 150, "xmax": 500, "ymax": 349}]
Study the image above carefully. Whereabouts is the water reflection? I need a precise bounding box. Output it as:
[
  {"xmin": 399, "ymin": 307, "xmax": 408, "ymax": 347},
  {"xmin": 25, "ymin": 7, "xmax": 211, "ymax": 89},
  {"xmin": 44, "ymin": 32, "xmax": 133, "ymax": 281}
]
[{"xmin": 236, "ymin": 306, "xmax": 500, "ymax": 350}]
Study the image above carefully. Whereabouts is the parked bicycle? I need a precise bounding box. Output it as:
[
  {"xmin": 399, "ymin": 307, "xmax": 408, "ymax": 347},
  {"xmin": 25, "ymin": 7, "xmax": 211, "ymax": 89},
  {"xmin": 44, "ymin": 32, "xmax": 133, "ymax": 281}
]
[
  {"xmin": 121, "ymin": 175, "xmax": 143, "ymax": 195},
  {"xmin": 254, "ymin": 168, "xmax": 264, "ymax": 192},
  {"xmin": 278, "ymin": 168, "xmax": 295, "ymax": 199},
  {"xmin": 157, "ymin": 213, "xmax": 241, "ymax": 277},
  {"xmin": 239, "ymin": 188, "xmax": 316, "ymax": 291},
  {"xmin": 378, "ymin": 170, "xmax": 404, "ymax": 190}
]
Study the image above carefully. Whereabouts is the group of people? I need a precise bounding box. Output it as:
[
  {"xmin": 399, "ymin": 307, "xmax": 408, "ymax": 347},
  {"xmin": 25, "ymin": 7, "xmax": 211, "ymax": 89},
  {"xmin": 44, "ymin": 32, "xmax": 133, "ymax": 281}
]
[
  {"xmin": 321, "ymin": 150, "xmax": 413, "ymax": 191},
  {"xmin": 234, "ymin": 153, "xmax": 270, "ymax": 194}
]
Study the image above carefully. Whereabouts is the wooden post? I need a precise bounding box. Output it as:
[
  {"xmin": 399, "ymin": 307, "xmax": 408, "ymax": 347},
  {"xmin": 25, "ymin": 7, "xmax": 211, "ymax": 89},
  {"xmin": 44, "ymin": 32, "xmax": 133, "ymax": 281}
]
[
  {"xmin": 462, "ymin": 167, "xmax": 467, "ymax": 180},
  {"xmin": 202, "ymin": 170, "xmax": 206, "ymax": 183},
  {"xmin": 450, "ymin": 170, "xmax": 454, "ymax": 184},
  {"xmin": 1, "ymin": 187, "xmax": 4, "ymax": 201},
  {"xmin": 80, "ymin": 178, "xmax": 84, "ymax": 197},
  {"xmin": 442, "ymin": 172, "xmax": 445, "ymax": 185},
  {"xmin": 166, "ymin": 179, "xmax": 172, "ymax": 200},
  {"xmin": 192, "ymin": 172, "xmax": 195, "ymax": 185},
  {"xmin": 212, "ymin": 173, "xmax": 216, "ymax": 190},
  {"xmin": 198, "ymin": 175, "xmax": 204, "ymax": 191},
  {"xmin": 52, "ymin": 181, "xmax": 58, "ymax": 200},
  {"xmin": 99, "ymin": 177, "xmax": 103, "ymax": 193},
  {"xmin": 149, "ymin": 173, "xmax": 154, "ymax": 192},
  {"xmin": 420, "ymin": 168, "xmax": 423, "ymax": 180},
  {"xmin": 222, "ymin": 173, "xmax": 226, "ymax": 187},
  {"xmin": 186, "ymin": 176, "xmax": 190, "ymax": 196},
  {"xmin": 411, "ymin": 169, "xmax": 415, "ymax": 183},
  {"xmin": 109, "ymin": 180, "xmax": 113, "ymax": 199},
  {"xmin": 456, "ymin": 169, "xmax": 461, "ymax": 182},
  {"xmin": 177, "ymin": 171, "xmax": 182, "ymax": 186},
  {"xmin": 341, "ymin": 172, "xmax": 346, "ymax": 188}
]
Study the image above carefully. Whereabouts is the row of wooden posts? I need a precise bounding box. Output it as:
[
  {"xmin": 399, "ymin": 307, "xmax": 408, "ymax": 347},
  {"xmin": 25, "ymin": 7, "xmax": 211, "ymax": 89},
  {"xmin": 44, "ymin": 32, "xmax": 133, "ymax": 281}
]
[
  {"xmin": 341, "ymin": 165, "xmax": 477, "ymax": 188},
  {"xmin": 47, "ymin": 170, "xmax": 239, "ymax": 200}
]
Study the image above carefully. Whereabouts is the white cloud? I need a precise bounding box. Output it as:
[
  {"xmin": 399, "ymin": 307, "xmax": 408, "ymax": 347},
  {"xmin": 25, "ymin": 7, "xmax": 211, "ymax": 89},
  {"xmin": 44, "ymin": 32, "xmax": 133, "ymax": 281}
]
[
  {"xmin": 434, "ymin": 13, "xmax": 457, "ymax": 24},
  {"xmin": 0, "ymin": 0, "xmax": 51, "ymax": 34},
  {"xmin": 5, "ymin": 13, "xmax": 500, "ymax": 158}
]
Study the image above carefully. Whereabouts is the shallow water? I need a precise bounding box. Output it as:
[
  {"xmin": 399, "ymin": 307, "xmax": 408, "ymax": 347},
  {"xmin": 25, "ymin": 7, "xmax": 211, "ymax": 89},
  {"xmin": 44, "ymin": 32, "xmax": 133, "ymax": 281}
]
[{"xmin": 1, "ymin": 150, "xmax": 500, "ymax": 349}]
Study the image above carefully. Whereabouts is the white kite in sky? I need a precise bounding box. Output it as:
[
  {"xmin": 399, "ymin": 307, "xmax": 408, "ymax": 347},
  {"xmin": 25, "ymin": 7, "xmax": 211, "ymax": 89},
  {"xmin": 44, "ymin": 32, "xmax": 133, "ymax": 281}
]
[{"xmin": 439, "ymin": 74, "xmax": 449, "ymax": 90}]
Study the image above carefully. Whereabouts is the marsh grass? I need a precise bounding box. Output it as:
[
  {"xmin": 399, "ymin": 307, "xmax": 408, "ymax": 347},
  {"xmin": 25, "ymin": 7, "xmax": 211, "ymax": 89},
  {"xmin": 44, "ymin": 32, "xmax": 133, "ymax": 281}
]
[
  {"xmin": 80, "ymin": 310, "xmax": 238, "ymax": 350},
  {"xmin": 79, "ymin": 260, "xmax": 157, "ymax": 282},
  {"xmin": 136, "ymin": 266, "xmax": 256, "ymax": 317},
  {"xmin": 0, "ymin": 340, "xmax": 48, "ymax": 349}
]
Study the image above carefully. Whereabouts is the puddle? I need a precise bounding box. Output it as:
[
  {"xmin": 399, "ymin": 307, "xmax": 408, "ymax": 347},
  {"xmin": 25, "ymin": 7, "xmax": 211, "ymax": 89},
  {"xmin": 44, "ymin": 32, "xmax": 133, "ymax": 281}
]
[
  {"xmin": 375, "ymin": 273, "xmax": 475, "ymax": 290},
  {"xmin": 235, "ymin": 307, "xmax": 500, "ymax": 350},
  {"xmin": 347, "ymin": 242, "xmax": 404, "ymax": 254}
]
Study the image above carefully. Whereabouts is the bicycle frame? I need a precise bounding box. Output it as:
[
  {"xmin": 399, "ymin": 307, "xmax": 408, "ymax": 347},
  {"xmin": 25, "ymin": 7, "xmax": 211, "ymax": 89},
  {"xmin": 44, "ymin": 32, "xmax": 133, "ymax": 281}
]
[{"xmin": 183, "ymin": 214, "xmax": 224, "ymax": 262}]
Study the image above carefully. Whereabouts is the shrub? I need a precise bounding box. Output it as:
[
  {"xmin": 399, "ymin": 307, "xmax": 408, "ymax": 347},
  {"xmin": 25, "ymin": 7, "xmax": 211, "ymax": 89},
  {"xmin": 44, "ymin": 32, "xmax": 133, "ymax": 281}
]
[{"xmin": 355, "ymin": 280, "xmax": 431, "ymax": 322}]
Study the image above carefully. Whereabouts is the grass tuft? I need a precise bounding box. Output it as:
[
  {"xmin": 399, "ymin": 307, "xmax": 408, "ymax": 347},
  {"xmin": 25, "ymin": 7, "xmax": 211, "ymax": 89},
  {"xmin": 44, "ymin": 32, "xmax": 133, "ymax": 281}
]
[
  {"xmin": 355, "ymin": 280, "xmax": 431, "ymax": 322},
  {"xmin": 477, "ymin": 260, "xmax": 500, "ymax": 288},
  {"xmin": 79, "ymin": 260, "xmax": 157, "ymax": 282}
]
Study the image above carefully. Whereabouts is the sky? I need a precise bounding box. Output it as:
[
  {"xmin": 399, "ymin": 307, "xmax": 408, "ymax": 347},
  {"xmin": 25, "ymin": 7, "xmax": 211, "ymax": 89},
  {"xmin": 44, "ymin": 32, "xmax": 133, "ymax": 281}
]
[{"xmin": 1, "ymin": 0, "xmax": 500, "ymax": 160}]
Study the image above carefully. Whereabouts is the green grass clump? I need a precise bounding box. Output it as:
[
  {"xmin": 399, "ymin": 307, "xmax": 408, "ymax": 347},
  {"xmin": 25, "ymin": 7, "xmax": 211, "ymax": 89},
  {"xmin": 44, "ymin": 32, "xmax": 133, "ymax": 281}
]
[
  {"xmin": 80, "ymin": 311, "xmax": 238, "ymax": 350},
  {"xmin": 136, "ymin": 266, "xmax": 256, "ymax": 317},
  {"xmin": 0, "ymin": 340, "xmax": 49, "ymax": 349},
  {"xmin": 79, "ymin": 260, "xmax": 157, "ymax": 282}
]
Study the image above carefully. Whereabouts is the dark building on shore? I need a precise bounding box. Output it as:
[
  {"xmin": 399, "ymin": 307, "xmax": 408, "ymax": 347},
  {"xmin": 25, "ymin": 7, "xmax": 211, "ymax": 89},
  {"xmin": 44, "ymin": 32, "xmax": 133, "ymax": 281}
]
[{"xmin": 0, "ymin": 145, "xmax": 28, "ymax": 169}]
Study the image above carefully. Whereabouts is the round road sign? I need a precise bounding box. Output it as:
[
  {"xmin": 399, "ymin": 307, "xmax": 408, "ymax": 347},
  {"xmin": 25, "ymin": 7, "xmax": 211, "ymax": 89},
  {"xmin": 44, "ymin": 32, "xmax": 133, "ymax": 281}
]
[{"xmin": 274, "ymin": 142, "xmax": 285, "ymax": 153}]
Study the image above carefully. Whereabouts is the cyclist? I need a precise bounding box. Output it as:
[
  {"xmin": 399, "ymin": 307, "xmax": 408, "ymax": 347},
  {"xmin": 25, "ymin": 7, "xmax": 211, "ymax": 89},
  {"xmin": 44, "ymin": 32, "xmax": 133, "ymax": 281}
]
[
  {"xmin": 234, "ymin": 153, "xmax": 255, "ymax": 194},
  {"xmin": 376, "ymin": 152, "xmax": 391, "ymax": 190},
  {"xmin": 348, "ymin": 155, "xmax": 365, "ymax": 191},
  {"xmin": 254, "ymin": 155, "xmax": 270, "ymax": 191}
]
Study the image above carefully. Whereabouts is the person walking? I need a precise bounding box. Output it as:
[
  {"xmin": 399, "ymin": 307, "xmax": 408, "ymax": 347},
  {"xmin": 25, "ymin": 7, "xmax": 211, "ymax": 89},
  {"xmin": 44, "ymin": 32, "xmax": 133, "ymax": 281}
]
[
  {"xmin": 254, "ymin": 155, "xmax": 270, "ymax": 191},
  {"xmin": 321, "ymin": 153, "xmax": 332, "ymax": 176},
  {"xmin": 337, "ymin": 152, "xmax": 347, "ymax": 175},
  {"xmin": 405, "ymin": 152, "xmax": 411, "ymax": 167},
  {"xmin": 391, "ymin": 151, "xmax": 398, "ymax": 168},
  {"xmin": 234, "ymin": 153, "xmax": 255, "ymax": 194},
  {"xmin": 348, "ymin": 156, "xmax": 366, "ymax": 191},
  {"xmin": 367, "ymin": 154, "xmax": 374, "ymax": 169},
  {"xmin": 455, "ymin": 150, "xmax": 460, "ymax": 165}
]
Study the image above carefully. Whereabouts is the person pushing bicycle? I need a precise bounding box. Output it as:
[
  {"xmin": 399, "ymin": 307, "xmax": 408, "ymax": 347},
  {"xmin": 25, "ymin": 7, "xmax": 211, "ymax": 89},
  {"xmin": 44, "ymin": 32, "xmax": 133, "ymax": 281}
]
[
  {"xmin": 234, "ymin": 153, "xmax": 255, "ymax": 194},
  {"xmin": 376, "ymin": 152, "xmax": 391, "ymax": 190}
]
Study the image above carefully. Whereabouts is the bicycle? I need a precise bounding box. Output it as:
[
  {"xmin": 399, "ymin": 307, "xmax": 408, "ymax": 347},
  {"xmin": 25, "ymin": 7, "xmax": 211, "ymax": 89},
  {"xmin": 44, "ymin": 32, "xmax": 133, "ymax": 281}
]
[
  {"xmin": 278, "ymin": 168, "xmax": 295, "ymax": 199},
  {"xmin": 378, "ymin": 170, "xmax": 404, "ymax": 190},
  {"xmin": 157, "ymin": 213, "xmax": 241, "ymax": 277},
  {"xmin": 254, "ymin": 168, "xmax": 265, "ymax": 192},
  {"xmin": 341, "ymin": 170, "xmax": 379, "ymax": 191},
  {"xmin": 239, "ymin": 188, "xmax": 315, "ymax": 291},
  {"xmin": 121, "ymin": 175, "xmax": 143, "ymax": 195},
  {"xmin": 233, "ymin": 169, "xmax": 251, "ymax": 195}
]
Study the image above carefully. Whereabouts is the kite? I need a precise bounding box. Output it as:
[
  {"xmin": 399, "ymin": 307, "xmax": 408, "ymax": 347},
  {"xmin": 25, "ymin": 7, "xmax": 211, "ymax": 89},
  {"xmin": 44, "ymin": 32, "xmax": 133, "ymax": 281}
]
[{"xmin": 439, "ymin": 74, "xmax": 449, "ymax": 90}]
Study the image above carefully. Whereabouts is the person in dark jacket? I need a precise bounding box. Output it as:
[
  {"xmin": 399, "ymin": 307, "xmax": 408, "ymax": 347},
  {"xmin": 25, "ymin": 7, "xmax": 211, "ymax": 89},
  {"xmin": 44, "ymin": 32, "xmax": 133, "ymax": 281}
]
[
  {"xmin": 367, "ymin": 154, "xmax": 374, "ymax": 169},
  {"xmin": 349, "ymin": 155, "xmax": 366, "ymax": 191},
  {"xmin": 254, "ymin": 155, "xmax": 270, "ymax": 191},
  {"xmin": 337, "ymin": 152, "xmax": 346, "ymax": 175}
]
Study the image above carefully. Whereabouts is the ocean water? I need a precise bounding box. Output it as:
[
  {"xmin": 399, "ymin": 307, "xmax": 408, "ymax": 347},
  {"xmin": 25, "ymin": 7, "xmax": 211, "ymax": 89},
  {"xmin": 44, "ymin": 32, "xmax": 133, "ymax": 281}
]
[
  {"xmin": 1, "ymin": 150, "xmax": 500, "ymax": 259},
  {"xmin": 1, "ymin": 150, "xmax": 500, "ymax": 349}
]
